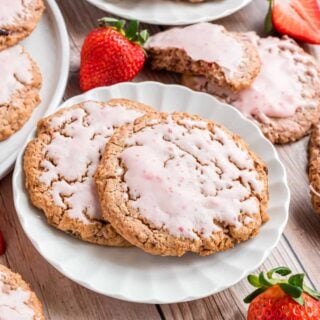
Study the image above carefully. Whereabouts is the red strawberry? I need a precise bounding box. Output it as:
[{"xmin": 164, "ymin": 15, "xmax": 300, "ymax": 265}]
[
  {"xmin": 80, "ymin": 18, "xmax": 149, "ymax": 92},
  {"xmin": 244, "ymin": 267, "xmax": 320, "ymax": 320},
  {"xmin": 265, "ymin": 0, "xmax": 320, "ymax": 44},
  {"xmin": 0, "ymin": 231, "xmax": 6, "ymax": 255}
]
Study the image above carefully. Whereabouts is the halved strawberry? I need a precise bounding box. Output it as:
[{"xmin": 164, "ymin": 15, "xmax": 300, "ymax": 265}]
[{"xmin": 266, "ymin": 0, "xmax": 320, "ymax": 44}]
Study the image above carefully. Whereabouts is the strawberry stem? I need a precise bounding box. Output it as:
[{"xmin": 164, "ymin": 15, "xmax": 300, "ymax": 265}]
[
  {"xmin": 264, "ymin": 0, "xmax": 274, "ymax": 34},
  {"xmin": 98, "ymin": 17, "xmax": 149, "ymax": 46},
  {"xmin": 244, "ymin": 267, "xmax": 320, "ymax": 306}
]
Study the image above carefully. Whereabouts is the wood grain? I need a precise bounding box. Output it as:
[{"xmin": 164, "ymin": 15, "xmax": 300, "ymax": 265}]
[{"xmin": 0, "ymin": 0, "xmax": 319, "ymax": 319}]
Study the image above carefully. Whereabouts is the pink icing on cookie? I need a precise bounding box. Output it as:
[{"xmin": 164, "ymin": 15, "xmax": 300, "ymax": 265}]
[
  {"xmin": 145, "ymin": 23, "xmax": 243, "ymax": 79},
  {"xmin": 39, "ymin": 101, "xmax": 143, "ymax": 223},
  {"xmin": 120, "ymin": 117, "xmax": 264, "ymax": 239},
  {"xmin": 0, "ymin": 45, "xmax": 32, "ymax": 105},
  {"xmin": 0, "ymin": 0, "xmax": 32, "ymax": 26},
  {"xmin": 0, "ymin": 272, "xmax": 35, "ymax": 320},
  {"xmin": 233, "ymin": 35, "xmax": 318, "ymax": 118}
]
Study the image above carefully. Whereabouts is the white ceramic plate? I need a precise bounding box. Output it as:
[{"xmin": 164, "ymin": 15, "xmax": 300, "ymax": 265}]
[
  {"xmin": 0, "ymin": 0, "xmax": 69, "ymax": 179},
  {"xmin": 13, "ymin": 82, "xmax": 289, "ymax": 304},
  {"xmin": 85, "ymin": 0, "xmax": 253, "ymax": 26}
]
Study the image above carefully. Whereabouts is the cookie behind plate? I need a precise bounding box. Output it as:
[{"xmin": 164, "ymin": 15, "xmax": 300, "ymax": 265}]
[
  {"xmin": 0, "ymin": 0, "xmax": 45, "ymax": 51},
  {"xmin": 182, "ymin": 34, "xmax": 320, "ymax": 144}
]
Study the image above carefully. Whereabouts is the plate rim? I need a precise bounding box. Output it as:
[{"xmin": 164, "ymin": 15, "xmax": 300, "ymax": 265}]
[
  {"xmin": 85, "ymin": 0, "xmax": 253, "ymax": 26},
  {"xmin": 0, "ymin": 0, "xmax": 70, "ymax": 180},
  {"xmin": 13, "ymin": 81, "xmax": 290, "ymax": 303}
]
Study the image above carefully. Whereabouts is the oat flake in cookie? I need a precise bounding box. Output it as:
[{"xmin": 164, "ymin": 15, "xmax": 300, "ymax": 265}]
[
  {"xmin": 0, "ymin": 264, "xmax": 44, "ymax": 320},
  {"xmin": 182, "ymin": 34, "xmax": 320, "ymax": 144},
  {"xmin": 0, "ymin": 0, "xmax": 45, "ymax": 51},
  {"xmin": 0, "ymin": 45, "xmax": 41, "ymax": 141},
  {"xmin": 24, "ymin": 99, "xmax": 153, "ymax": 246},
  {"xmin": 95, "ymin": 112, "xmax": 269, "ymax": 256}
]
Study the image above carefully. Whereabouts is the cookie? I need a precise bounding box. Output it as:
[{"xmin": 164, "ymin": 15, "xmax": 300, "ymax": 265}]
[
  {"xmin": 308, "ymin": 123, "xmax": 320, "ymax": 215},
  {"xmin": 95, "ymin": 112, "xmax": 269, "ymax": 256},
  {"xmin": 0, "ymin": 264, "xmax": 44, "ymax": 320},
  {"xmin": 24, "ymin": 99, "xmax": 153, "ymax": 246},
  {"xmin": 0, "ymin": 45, "xmax": 42, "ymax": 141},
  {"xmin": 182, "ymin": 34, "xmax": 320, "ymax": 144},
  {"xmin": 144, "ymin": 23, "xmax": 260, "ymax": 91},
  {"xmin": 0, "ymin": 0, "xmax": 45, "ymax": 51}
]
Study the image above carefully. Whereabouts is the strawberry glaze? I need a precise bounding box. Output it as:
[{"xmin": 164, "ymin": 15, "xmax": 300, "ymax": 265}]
[{"xmin": 120, "ymin": 117, "xmax": 264, "ymax": 239}]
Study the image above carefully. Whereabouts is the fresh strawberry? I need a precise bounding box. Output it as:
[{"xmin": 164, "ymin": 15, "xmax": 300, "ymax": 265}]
[
  {"xmin": 80, "ymin": 18, "xmax": 149, "ymax": 91},
  {"xmin": 244, "ymin": 267, "xmax": 320, "ymax": 320},
  {"xmin": 0, "ymin": 231, "xmax": 6, "ymax": 255},
  {"xmin": 265, "ymin": 0, "xmax": 320, "ymax": 44}
]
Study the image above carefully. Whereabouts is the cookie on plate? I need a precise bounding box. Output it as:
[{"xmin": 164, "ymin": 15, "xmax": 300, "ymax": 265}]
[
  {"xmin": 308, "ymin": 123, "xmax": 320, "ymax": 215},
  {"xmin": 24, "ymin": 99, "xmax": 153, "ymax": 246},
  {"xmin": 0, "ymin": 264, "xmax": 44, "ymax": 320},
  {"xmin": 182, "ymin": 34, "xmax": 320, "ymax": 144},
  {"xmin": 0, "ymin": 0, "xmax": 45, "ymax": 51},
  {"xmin": 0, "ymin": 45, "xmax": 42, "ymax": 141},
  {"xmin": 144, "ymin": 23, "xmax": 260, "ymax": 91},
  {"xmin": 95, "ymin": 112, "xmax": 269, "ymax": 256}
]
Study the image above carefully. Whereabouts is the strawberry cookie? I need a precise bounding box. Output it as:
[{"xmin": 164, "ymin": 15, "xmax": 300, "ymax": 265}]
[
  {"xmin": 183, "ymin": 34, "xmax": 320, "ymax": 144},
  {"xmin": 24, "ymin": 99, "xmax": 153, "ymax": 246},
  {"xmin": 0, "ymin": 45, "xmax": 41, "ymax": 141},
  {"xmin": 95, "ymin": 112, "xmax": 268, "ymax": 256},
  {"xmin": 0, "ymin": 0, "xmax": 45, "ymax": 51},
  {"xmin": 144, "ymin": 23, "xmax": 261, "ymax": 91},
  {"xmin": 0, "ymin": 264, "xmax": 44, "ymax": 320}
]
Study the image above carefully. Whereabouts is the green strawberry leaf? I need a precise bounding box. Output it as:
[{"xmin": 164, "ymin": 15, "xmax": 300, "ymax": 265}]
[
  {"xmin": 288, "ymin": 274, "xmax": 304, "ymax": 289},
  {"xmin": 243, "ymin": 287, "xmax": 266, "ymax": 304},
  {"xmin": 264, "ymin": 0, "xmax": 274, "ymax": 34},
  {"xmin": 138, "ymin": 30, "xmax": 149, "ymax": 45},
  {"xmin": 247, "ymin": 275, "xmax": 261, "ymax": 288},
  {"xmin": 292, "ymin": 296, "xmax": 305, "ymax": 306},
  {"xmin": 267, "ymin": 266, "xmax": 291, "ymax": 279},
  {"xmin": 303, "ymin": 285, "xmax": 320, "ymax": 301},
  {"xmin": 280, "ymin": 283, "xmax": 303, "ymax": 299},
  {"xmin": 126, "ymin": 20, "xmax": 139, "ymax": 40},
  {"xmin": 259, "ymin": 272, "xmax": 274, "ymax": 287}
]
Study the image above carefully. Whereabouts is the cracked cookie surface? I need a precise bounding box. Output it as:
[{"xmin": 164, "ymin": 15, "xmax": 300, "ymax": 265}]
[
  {"xmin": 0, "ymin": 0, "xmax": 45, "ymax": 51},
  {"xmin": 182, "ymin": 34, "xmax": 320, "ymax": 144},
  {"xmin": 24, "ymin": 99, "xmax": 153, "ymax": 245},
  {"xmin": 0, "ymin": 264, "xmax": 44, "ymax": 320},
  {"xmin": 0, "ymin": 45, "xmax": 42, "ymax": 141},
  {"xmin": 95, "ymin": 112, "xmax": 269, "ymax": 256},
  {"xmin": 309, "ymin": 123, "xmax": 320, "ymax": 215}
]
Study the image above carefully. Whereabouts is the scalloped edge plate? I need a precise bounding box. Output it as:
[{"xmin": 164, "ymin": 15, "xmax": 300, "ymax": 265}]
[
  {"xmin": 0, "ymin": 0, "xmax": 70, "ymax": 180},
  {"xmin": 85, "ymin": 0, "xmax": 253, "ymax": 26},
  {"xmin": 13, "ymin": 82, "xmax": 289, "ymax": 303}
]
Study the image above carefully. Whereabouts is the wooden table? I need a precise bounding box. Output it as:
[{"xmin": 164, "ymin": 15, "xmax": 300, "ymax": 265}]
[{"xmin": 1, "ymin": 0, "xmax": 319, "ymax": 319}]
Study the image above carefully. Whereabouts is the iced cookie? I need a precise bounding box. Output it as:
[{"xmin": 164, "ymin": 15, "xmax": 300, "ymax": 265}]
[
  {"xmin": 0, "ymin": 0, "xmax": 45, "ymax": 51},
  {"xmin": 144, "ymin": 23, "xmax": 261, "ymax": 91},
  {"xmin": 182, "ymin": 34, "xmax": 320, "ymax": 144},
  {"xmin": 24, "ymin": 99, "xmax": 154, "ymax": 245},
  {"xmin": 95, "ymin": 112, "xmax": 269, "ymax": 256},
  {"xmin": 0, "ymin": 264, "xmax": 44, "ymax": 320},
  {"xmin": 0, "ymin": 45, "xmax": 42, "ymax": 141},
  {"xmin": 309, "ymin": 123, "xmax": 320, "ymax": 215}
]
